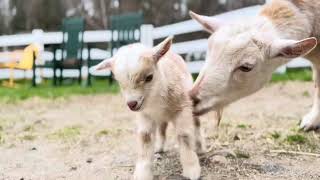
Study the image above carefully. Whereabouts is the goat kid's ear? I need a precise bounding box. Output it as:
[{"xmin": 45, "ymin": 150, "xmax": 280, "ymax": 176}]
[
  {"xmin": 153, "ymin": 36, "xmax": 173, "ymax": 63},
  {"xmin": 189, "ymin": 11, "xmax": 222, "ymax": 33},
  {"xmin": 270, "ymin": 37, "xmax": 317, "ymax": 59},
  {"xmin": 94, "ymin": 57, "xmax": 114, "ymax": 71}
]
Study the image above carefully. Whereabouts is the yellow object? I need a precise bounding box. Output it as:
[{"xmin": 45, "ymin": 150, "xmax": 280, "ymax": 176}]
[{"xmin": 0, "ymin": 43, "xmax": 40, "ymax": 87}]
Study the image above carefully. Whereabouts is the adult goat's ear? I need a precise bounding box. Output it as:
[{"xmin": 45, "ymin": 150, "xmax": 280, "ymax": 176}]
[
  {"xmin": 189, "ymin": 11, "xmax": 222, "ymax": 33},
  {"xmin": 270, "ymin": 37, "xmax": 317, "ymax": 58}
]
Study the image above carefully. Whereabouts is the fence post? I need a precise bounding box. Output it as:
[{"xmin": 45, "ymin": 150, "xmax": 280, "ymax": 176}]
[
  {"xmin": 32, "ymin": 29, "xmax": 44, "ymax": 48},
  {"xmin": 140, "ymin": 24, "xmax": 154, "ymax": 47},
  {"xmin": 32, "ymin": 29, "xmax": 44, "ymax": 84},
  {"xmin": 32, "ymin": 51, "xmax": 36, "ymax": 87}
]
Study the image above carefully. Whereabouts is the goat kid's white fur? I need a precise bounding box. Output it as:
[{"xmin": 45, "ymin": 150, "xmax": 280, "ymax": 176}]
[{"xmin": 94, "ymin": 37, "xmax": 202, "ymax": 180}]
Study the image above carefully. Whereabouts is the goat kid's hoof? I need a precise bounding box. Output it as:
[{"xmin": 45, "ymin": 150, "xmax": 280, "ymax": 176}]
[
  {"xmin": 133, "ymin": 162, "xmax": 153, "ymax": 180},
  {"xmin": 154, "ymin": 147, "xmax": 165, "ymax": 154},
  {"xmin": 182, "ymin": 163, "xmax": 201, "ymax": 180},
  {"xmin": 300, "ymin": 112, "xmax": 320, "ymax": 132},
  {"xmin": 133, "ymin": 171, "xmax": 153, "ymax": 180},
  {"xmin": 195, "ymin": 141, "xmax": 206, "ymax": 155}
]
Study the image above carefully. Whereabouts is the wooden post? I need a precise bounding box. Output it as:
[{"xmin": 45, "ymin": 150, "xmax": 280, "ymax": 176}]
[{"xmin": 32, "ymin": 51, "xmax": 36, "ymax": 87}]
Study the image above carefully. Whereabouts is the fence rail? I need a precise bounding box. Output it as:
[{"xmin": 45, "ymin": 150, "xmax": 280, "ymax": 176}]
[{"xmin": 0, "ymin": 4, "xmax": 311, "ymax": 80}]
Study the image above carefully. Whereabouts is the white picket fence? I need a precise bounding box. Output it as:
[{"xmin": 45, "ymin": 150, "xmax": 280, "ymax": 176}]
[{"xmin": 0, "ymin": 4, "xmax": 311, "ymax": 80}]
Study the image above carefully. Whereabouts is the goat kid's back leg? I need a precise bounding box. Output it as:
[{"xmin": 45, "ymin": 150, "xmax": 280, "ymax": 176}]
[{"xmin": 175, "ymin": 109, "xmax": 201, "ymax": 180}]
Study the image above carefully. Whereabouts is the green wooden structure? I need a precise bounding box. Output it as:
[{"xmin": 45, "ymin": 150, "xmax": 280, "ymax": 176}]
[
  {"xmin": 56, "ymin": 17, "xmax": 85, "ymax": 85},
  {"xmin": 109, "ymin": 12, "xmax": 143, "ymax": 52},
  {"xmin": 87, "ymin": 12, "xmax": 143, "ymax": 86},
  {"xmin": 33, "ymin": 17, "xmax": 85, "ymax": 86}
]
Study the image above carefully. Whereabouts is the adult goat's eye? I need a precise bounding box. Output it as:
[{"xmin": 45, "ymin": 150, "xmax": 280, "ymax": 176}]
[
  {"xmin": 145, "ymin": 74, "xmax": 153, "ymax": 82},
  {"xmin": 238, "ymin": 63, "xmax": 254, "ymax": 72}
]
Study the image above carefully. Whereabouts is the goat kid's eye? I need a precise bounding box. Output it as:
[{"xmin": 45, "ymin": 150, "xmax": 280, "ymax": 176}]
[
  {"xmin": 238, "ymin": 63, "xmax": 254, "ymax": 72},
  {"xmin": 145, "ymin": 74, "xmax": 153, "ymax": 83}
]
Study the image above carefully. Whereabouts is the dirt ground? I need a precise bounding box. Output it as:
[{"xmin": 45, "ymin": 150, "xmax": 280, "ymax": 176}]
[{"xmin": 0, "ymin": 81, "xmax": 320, "ymax": 180}]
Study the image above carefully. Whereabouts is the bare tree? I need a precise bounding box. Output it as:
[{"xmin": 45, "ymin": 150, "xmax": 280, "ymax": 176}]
[
  {"xmin": 99, "ymin": 0, "xmax": 108, "ymax": 28},
  {"xmin": 2, "ymin": 0, "xmax": 265, "ymax": 34}
]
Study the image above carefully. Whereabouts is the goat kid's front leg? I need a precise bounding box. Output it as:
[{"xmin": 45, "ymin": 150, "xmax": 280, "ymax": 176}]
[
  {"xmin": 155, "ymin": 122, "xmax": 168, "ymax": 153},
  {"xmin": 175, "ymin": 109, "xmax": 201, "ymax": 180},
  {"xmin": 134, "ymin": 116, "xmax": 155, "ymax": 180}
]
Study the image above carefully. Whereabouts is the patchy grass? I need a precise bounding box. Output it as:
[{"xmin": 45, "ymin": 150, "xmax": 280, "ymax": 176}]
[
  {"xmin": 302, "ymin": 91, "xmax": 311, "ymax": 97},
  {"xmin": 286, "ymin": 134, "xmax": 307, "ymax": 144},
  {"xmin": 48, "ymin": 125, "xmax": 82, "ymax": 140},
  {"xmin": 0, "ymin": 79, "xmax": 119, "ymax": 103},
  {"xmin": 1, "ymin": 81, "xmax": 320, "ymax": 179},
  {"xmin": 96, "ymin": 129, "xmax": 110, "ymax": 136},
  {"xmin": 0, "ymin": 132, "xmax": 4, "ymax": 144},
  {"xmin": 290, "ymin": 126, "xmax": 300, "ymax": 133},
  {"xmin": 270, "ymin": 131, "xmax": 281, "ymax": 140},
  {"xmin": 234, "ymin": 149, "xmax": 250, "ymax": 159},
  {"xmin": 20, "ymin": 134, "xmax": 37, "ymax": 141},
  {"xmin": 271, "ymin": 68, "xmax": 312, "ymax": 83},
  {"xmin": 0, "ymin": 117, "xmax": 19, "ymax": 131},
  {"xmin": 23, "ymin": 125, "xmax": 35, "ymax": 132},
  {"xmin": 237, "ymin": 124, "xmax": 248, "ymax": 129},
  {"xmin": 0, "ymin": 122, "xmax": 6, "ymax": 144}
]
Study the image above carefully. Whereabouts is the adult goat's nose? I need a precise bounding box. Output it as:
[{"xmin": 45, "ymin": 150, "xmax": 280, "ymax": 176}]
[
  {"xmin": 190, "ymin": 74, "xmax": 205, "ymax": 101},
  {"xmin": 127, "ymin": 101, "xmax": 138, "ymax": 110},
  {"xmin": 189, "ymin": 89, "xmax": 200, "ymax": 107}
]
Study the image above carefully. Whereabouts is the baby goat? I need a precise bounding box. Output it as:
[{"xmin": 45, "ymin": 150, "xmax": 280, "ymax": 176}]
[{"xmin": 94, "ymin": 37, "xmax": 201, "ymax": 180}]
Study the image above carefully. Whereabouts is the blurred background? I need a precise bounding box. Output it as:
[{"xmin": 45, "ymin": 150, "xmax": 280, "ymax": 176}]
[
  {"xmin": 0, "ymin": 0, "xmax": 271, "ymax": 90},
  {"xmin": 1, "ymin": 2, "xmax": 320, "ymax": 179},
  {"xmin": 0, "ymin": 0, "xmax": 264, "ymax": 34},
  {"xmin": 0, "ymin": 0, "xmax": 312, "ymax": 100}
]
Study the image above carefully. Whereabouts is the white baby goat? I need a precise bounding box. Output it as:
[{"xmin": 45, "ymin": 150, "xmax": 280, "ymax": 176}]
[{"xmin": 94, "ymin": 37, "xmax": 201, "ymax": 180}]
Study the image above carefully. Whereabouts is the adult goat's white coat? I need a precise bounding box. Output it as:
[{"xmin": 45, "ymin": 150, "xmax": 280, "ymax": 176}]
[{"xmin": 190, "ymin": 0, "xmax": 320, "ymax": 131}]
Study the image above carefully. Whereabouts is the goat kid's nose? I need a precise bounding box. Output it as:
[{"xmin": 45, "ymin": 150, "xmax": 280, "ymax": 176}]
[{"xmin": 127, "ymin": 101, "xmax": 138, "ymax": 110}]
